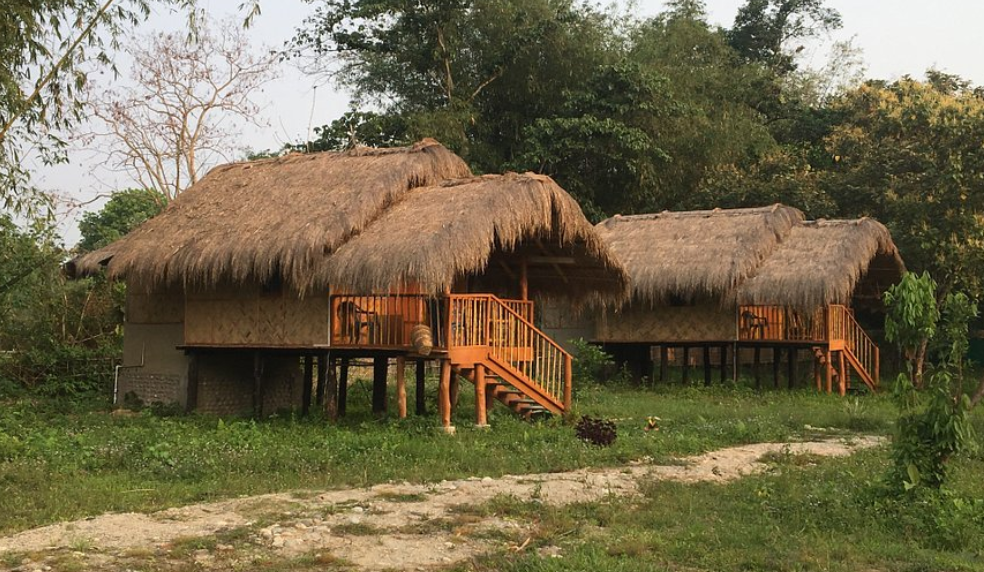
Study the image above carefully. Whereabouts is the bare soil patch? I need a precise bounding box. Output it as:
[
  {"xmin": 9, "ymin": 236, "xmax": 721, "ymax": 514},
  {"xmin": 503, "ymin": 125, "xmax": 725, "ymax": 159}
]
[{"xmin": 0, "ymin": 436, "xmax": 882, "ymax": 571}]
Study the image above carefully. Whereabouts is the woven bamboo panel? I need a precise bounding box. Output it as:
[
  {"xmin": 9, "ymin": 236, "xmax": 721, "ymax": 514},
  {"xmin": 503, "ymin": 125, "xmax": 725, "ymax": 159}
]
[
  {"xmin": 126, "ymin": 287, "xmax": 184, "ymax": 324},
  {"xmin": 597, "ymin": 304, "xmax": 735, "ymax": 343},
  {"xmin": 185, "ymin": 283, "xmax": 329, "ymax": 346}
]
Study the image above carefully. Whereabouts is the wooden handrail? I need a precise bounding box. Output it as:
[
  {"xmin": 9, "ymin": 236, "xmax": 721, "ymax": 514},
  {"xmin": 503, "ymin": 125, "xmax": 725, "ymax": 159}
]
[{"xmin": 828, "ymin": 304, "xmax": 879, "ymax": 388}]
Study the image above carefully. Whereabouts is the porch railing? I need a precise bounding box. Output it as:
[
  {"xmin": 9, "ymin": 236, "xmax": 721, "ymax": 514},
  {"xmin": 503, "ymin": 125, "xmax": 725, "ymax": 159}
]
[
  {"xmin": 738, "ymin": 305, "xmax": 827, "ymax": 342},
  {"xmin": 828, "ymin": 304, "xmax": 879, "ymax": 385}
]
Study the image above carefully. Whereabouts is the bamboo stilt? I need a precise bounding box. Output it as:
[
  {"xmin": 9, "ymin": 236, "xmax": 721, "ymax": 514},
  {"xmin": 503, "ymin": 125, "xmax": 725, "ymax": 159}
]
[
  {"xmin": 396, "ymin": 356, "xmax": 407, "ymax": 419},
  {"xmin": 475, "ymin": 363, "xmax": 488, "ymax": 427},
  {"xmin": 439, "ymin": 359, "xmax": 453, "ymax": 432}
]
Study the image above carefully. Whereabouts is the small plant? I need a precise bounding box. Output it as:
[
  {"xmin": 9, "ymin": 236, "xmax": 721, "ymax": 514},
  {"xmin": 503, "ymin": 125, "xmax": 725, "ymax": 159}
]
[
  {"xmin": 575, "ymin": 416, "xmax": 617, "ymax": 447},
  {"xmin": 569, "ymin": 338, "xmax": 615, "ymax": 384}
]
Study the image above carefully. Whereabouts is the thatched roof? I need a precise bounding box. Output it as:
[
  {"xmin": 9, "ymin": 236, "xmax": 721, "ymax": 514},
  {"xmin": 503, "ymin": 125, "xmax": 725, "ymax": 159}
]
[
  {"xmin": 69, "ymin": 141, "xmax": 626, "ymax": 300},
  {"xmin": 69, "ymin": 140, "xmax": 471, "ymax": 290},
  {"xmin": 736, "ymin": 218, "xmax": 905, "ymax": 309},
  {"xmin": 324, "ymin": 173, "xmax": 627, "ymax": 300},
  {"xmin": 595, "ymin": 205, "xmax": 804, "ymax": 303}
]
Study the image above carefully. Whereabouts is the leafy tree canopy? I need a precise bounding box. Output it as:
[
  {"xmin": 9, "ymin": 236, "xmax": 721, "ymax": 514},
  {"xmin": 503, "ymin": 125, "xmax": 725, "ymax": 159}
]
[{"xmin": 77, "ymin": 188, "xmax": 164, "ymax": 253}]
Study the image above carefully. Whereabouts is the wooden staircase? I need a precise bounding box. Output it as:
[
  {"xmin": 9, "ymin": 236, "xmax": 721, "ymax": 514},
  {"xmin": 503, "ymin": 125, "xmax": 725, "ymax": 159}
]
[
  {"xmin": 447, "ymin": 294, "xmax": 572, "ymax": 423},
  {"xmin": 826, "ymin": 305, "xmax": 880, "ymax": 394}
]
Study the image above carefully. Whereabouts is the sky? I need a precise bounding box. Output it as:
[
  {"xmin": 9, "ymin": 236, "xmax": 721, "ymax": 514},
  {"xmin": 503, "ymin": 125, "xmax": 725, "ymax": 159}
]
[{"xmin": 34, "ymin": 0, "xmax": 984, "ymax": 246}]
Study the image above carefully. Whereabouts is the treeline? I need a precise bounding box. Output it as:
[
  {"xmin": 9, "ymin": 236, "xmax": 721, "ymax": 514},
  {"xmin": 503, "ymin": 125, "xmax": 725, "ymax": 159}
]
[{"xmin": 291, "ymin": 0, "xmax": 984, "ymax": 302}]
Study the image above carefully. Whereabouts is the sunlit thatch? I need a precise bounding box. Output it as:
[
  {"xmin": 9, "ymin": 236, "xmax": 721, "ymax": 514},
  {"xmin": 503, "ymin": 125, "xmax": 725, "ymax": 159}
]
[{"xmin": 596, "ymin": 205, "xmax": 804, "ymax": 304}]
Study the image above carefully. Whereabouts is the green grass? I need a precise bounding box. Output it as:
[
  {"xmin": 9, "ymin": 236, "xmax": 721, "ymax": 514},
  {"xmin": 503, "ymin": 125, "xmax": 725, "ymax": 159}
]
[
  {"xmin": 0, "ymin": 375, "xmax": 945, "ymax": 536},
  {"xmin": 459, "ymin": 447, "xmax": 984, "ymax": 571}
]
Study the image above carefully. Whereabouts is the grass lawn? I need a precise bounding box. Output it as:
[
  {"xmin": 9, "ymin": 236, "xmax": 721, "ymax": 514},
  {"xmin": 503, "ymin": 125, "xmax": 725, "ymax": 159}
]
[{"xmin": 0, "ymin": 378, "xmax": 903, "ymax": 534}]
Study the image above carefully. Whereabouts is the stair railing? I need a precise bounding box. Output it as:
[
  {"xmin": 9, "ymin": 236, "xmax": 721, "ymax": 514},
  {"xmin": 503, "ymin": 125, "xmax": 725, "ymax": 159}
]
[
  {"xmin": 828, "ymin": 304, "xmax": 879, "ymax": 387},
  {"xmin": 449, "ymin": 294, "xmax": 572, "ymax": 411}
]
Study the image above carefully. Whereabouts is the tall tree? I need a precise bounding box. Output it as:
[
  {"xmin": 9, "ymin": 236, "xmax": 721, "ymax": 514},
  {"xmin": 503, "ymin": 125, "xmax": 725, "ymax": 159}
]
[
  {"xmin": 823, "ymin": 78, "xmax": 984, "ymax": 301},
  {"xmin": 81, "ymin": 18, "xmax": 278, "ymax": 201},
  {"xmin": 727, "ymin": 0, "xmax": 841, "ymax": 76},
  {"xmin": 0, "ymin": 0, "xmax": 208, "ymax": 217}
]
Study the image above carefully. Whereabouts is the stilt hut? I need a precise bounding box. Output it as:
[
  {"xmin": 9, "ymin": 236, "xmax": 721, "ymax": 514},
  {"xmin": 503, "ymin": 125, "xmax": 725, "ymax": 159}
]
[
  {"xmin": 548, "ymin": 204, "xmax": 904, "ymax": 394},
  {"xmin": 69, "ymin": 140, "xmax": 626, "ymax": 428}
]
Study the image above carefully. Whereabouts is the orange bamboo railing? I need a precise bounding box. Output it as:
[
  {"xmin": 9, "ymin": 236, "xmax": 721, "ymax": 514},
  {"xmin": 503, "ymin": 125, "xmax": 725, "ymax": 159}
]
[
  {"xmin": 449, "ymin": 294, "xmax": 571, "ymax": 410},
  {"xmin": 738, "ymin": 305, "xmax": 827, "ymax": 342},
  {"xmin": 330, "ymin": 293, "xmax": 447, "ymax": 349},
  {"xmin": 828, "ymin": 304, "xmax": 879, "ymax": 386}
]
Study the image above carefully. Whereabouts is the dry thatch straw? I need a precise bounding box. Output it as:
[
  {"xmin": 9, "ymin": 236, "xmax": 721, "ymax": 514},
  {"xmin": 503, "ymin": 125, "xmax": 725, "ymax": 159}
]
[
  {"xmin": 595, "ymin": 205, "xmax": 804, "ymax": 304},
  {"xmin": 736, "ymin": 218, "xmax": 905, "ymax": 309},
  {"xmin": 323, "ymin": 173, "xmax": 627, "ymax": 301},
  {"xmin": 68, "ymin": 139, "xmax": 472, "ymax": 291}
]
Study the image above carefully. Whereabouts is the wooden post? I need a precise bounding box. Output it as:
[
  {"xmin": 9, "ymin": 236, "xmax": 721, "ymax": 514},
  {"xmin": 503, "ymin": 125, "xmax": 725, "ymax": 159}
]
[
  {"xmin": 338, "ymin": 357, "xmax": 349, "ymax": 417},
  {"xmin": 838, "ymin": 350, "xmax": 848, "ymax": 396},
  {"xmin": 753, "ymin": 346, "xmax": 761, "ymax": 389},
  {"xmin": 186, "ymin": 352, "xmax": 199, "ymax": 413},
  {"xmin": 301, "ymin": 355, "xmax": 313, "ymax": 416},
  {"xmin": 874, "ymin": 346, "xmax": 881, "ymax": 388},
  {"xmin": 325, "ymin": 356, "xmax": 338, "ymax": 421},
  {"xmin": 703, "ymin": 346, "xmax": 712, "ymax": 386},
  {"xmin": 825, "ymin": 349, "xmax": 834, "ymax": 394},
  {"xmin": 439, "ymin": 359, "xmax": 453, "ymax": 432},
  {"xmin": 719, "ymin": 344, "xmax": 728, "ymax": 384},
  {"xmin": 659, "ymin": 345, "xmax": 668, "ymax": 383},
  {"xmin": 316, "ymin": 353, "xmax": 327, "ymax": 407},
  {"xmin": 449, "ymin": 367, "xmax": 461, "ymax": 413},
  {"xmin": 813, "ymin": 352, "xmax": 822, "ymax": 392},
  {"xmin": 682, "ymin": 346, "xmax": 690, "ymax": 384},
  {"xmin": 396, "ymin": 356, "xmax": 407, "ymax": 419},
  {"xmin": 788, "ymin": 347, "xmax": 797, "ymax": 390},
  {"xmin": 520, "ymin": 257, "xmax": 529, "ymax": 301},
  {"xmin": 253, "ymin": 352, "xmax": 265, "ymax": 418},
  {"xmin": 772, "ymin": 346, "xmax": 781, "ymax": 389},
  {"xmin": 475, "ymin": 363, "xmax": 488, "ymax": 427},
  {"xmin": 415, "ymin": 359, "xmax": 427, "ymax": 415},
  {"xmin": 372, "ymin": 357, "xmax": 388, "ymax": 414},
  {"xmin": 563, "ymin": 353, "xmax": 573, "ymax": 412}
]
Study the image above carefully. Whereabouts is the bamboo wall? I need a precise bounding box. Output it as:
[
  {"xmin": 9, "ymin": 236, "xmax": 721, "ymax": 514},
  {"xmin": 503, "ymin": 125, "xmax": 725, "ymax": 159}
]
[
  {"xmin": 596, "ymin": 303, "xmax": 735, "ymax": 343},
  {"xmin": 184, "ymin": 283, "xmax": 330, "ymax": 347}
]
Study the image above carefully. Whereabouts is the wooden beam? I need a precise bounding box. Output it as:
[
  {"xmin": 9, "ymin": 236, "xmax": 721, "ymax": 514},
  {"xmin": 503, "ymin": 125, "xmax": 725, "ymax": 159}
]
[
  {"xmin": 415, "ymin": 359, "xmax": 427, "ymax": 415},
  {"xmin": 520, "ymin": 257, "xmax": 528, "ymax": 301},
  {"xmin": 563, "ymin": 354, "xmax": 573, "ymax": 412},
  {"xmin": 682, "ymin": 347, "xmax": 690, "ymax": 384},
  {"xmin": 372, "ymin": 357, "xmax": 388, "ymax": 414},
  {"xmin": 753, "ymin": 346, "xmax": 761, "ymax": 389},
  {"xmin": 813, "ymin": 351, "xmax": 822, "ymax": 392},
  {"xmin": 301, "ymin": 355, "xmax": 313, "ymax": 416},
  {"xmin": 325, "ymin": 356, "xmax": 338, "ymax": 421},
  {"xmin": 439, "ymin": 359, "xmax": 453, "ymax": 431},
  {"xmin": 338, "ymin": 357, "xmax": 349, "ymax": 417},
  {"xmin": 253, "ymin": 352, "xmax": 265, "ymax": 418},
  {"xmin": 772, "ymin": 346, "xmax": 781, "ymax": 390},
  {"xmin": 449, "ymin": 366, "xmax": 461, "ymax": 412},
  {"xmin": 720, "ymin": 344, "xmax": 728, "ymax": 384},
  {"xmin": 533, "ymin": 236, "xmax": 569, "ymax": 284},
  {"xmin": 497, "ymin": 259, "xmax": 517, "ymax": 280},
  {"xmin": 659, "ymin": 345, "xmax": 668, "ymax": 383},
  {"xmin": 838, "ymin": 350, "xmax": 848, "ymax": 396},
  {"xmin": 396, "ymin": 356, "xmax": 407, "ymax": 419},
  {"xmin": 186, "ymin": 352, "xmax": 199, "ymax": 413},
  {"xmin": 825, "ymin": 349, "xmax": 834, "ymax": 394},
  {"xmin": 315, "ymin": 353, "xmax": 326, "ymax": 407},
  {"xmin": 475, "ymin": 363, "xmax": 488, "ymax": 427},
  {"xmin": 788, "ymin": 347, "xmax": 797, "ymax": 390},
  {"xmin": 703, "ymin": 346, "xmax": 712, "ymax": 387}
]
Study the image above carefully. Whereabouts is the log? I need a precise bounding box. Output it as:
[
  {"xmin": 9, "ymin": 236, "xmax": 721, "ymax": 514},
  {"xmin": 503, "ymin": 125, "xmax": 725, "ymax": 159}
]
[{"xmin": 410, "ymin": 324, "xmax": 433, "ymax": 356}]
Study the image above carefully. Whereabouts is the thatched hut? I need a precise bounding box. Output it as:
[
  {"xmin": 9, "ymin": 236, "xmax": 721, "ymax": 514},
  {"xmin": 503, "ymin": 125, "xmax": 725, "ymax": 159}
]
[
  {"xmin": 544, "ymin": 204, "xmax": 904, "ymax": 394},
  {"xmin": 70, "ymin": 140, "xmax": 626, "ymax": 427}
]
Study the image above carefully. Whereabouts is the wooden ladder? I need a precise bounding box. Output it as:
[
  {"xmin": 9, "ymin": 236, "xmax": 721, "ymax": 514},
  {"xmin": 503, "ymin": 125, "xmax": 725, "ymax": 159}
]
[{"xmin": 448, "ymin": 294, "xmax": 572, "ymax": 421}]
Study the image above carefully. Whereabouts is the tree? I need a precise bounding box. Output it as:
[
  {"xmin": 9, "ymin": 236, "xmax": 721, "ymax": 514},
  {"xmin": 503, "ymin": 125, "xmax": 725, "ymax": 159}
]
[
  {"xmin": 823, "ymin": 78, "xmax": 984, "ymax": 301},
  {"xmin": 0, "ymin": 0, "xmax": 209, "ymax": 218},
  {"xmin": 82, "ymin": 17, "xmax": 278, "ymax": 201},
  {"xmin": 77, "ymin": 188, "xmax": 164, "ymax": 252},
  {"xmin": 728, "ymin": 0, "xmax": 842, "ymax": 76},
  {"xmin": 292, "ymin": 0, "xmax": 620, "ymax": 170}
]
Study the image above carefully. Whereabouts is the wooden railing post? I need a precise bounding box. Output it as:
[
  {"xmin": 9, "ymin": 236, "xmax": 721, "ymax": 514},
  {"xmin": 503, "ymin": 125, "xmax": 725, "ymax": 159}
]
[
  {"xmin": 874, "ymin": 346, "xmax": 880, "ymax": 387},
  {"xmin": 563, "ymin": 354, "xmax": 573, "ymax": 412},
  {"xmin": 439, "ymin": 359, "xmax": 453, "ymax": 433},
  {"xmin": 475, "ymin": 363, "xmax": 488, "ymax": 427}
]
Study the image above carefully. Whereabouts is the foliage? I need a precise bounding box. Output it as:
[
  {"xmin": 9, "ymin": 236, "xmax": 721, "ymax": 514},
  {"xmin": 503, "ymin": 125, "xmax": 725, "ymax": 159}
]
[
  {"xmin": 884, "ymin": 271, "xmax": 939, "ymax": 385},
  {"xmin": 0, "ymin": 385, "xmax": 902, "ymax": 533},
  {"xmin": 574, "ymin": 416, "xmax": 617, "ymax": 447},
  {"xmin": 933, "ymin": 292, "xmax": 978, "ymax": 374},
  {"xmin": 824, "ymin": 79, "xmax": 984, "ymax": 301},
  {"xmin": 77, "ymin": 188, "xmax": 165, "ymax": 252},
  {"xmin": 728, "ymin": 0, "xmax": 842, "ymax": 76},
  {"xmin": 288, "ymin": 110, "xmax": 411, "ymax": 152},
  {"xmin": 0, "ymin": 215, "xmax": 121, "ymax": 394},
  {"xmin": 81, "ymin": 17, "xmax": 278, "ymax": 200},
  {"xmin": 0, "ymin": 0, "xmax": 201, "ymax": 218},
  {"xmin": 569, "ymin": 339, "xmax": 615, "ymax": 386},
  {"xmin": 889, "ymin": 370, "xmax": 976, "ymax": 491}
]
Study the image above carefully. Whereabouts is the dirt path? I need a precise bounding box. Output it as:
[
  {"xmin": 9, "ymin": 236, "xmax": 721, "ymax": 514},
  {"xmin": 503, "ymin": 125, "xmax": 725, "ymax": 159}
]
[{"xmin": 0, "ymin": 436, "xmax": 882, "ymax": 571}]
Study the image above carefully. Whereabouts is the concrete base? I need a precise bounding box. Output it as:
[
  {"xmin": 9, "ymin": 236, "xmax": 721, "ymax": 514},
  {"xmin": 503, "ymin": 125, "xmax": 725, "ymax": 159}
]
[{"xmin": 440, "ymin": 425, "xmax": 457, "ymax": 435}]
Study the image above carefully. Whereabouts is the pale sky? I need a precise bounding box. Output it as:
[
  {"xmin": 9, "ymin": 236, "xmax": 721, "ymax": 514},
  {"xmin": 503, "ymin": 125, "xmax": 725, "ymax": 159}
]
[{"xmin": 33, "ymin": 0, "xmax": 984, "ymax": 246}]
